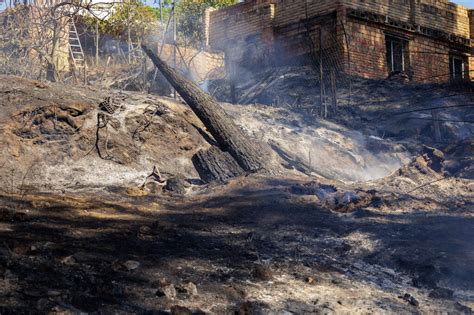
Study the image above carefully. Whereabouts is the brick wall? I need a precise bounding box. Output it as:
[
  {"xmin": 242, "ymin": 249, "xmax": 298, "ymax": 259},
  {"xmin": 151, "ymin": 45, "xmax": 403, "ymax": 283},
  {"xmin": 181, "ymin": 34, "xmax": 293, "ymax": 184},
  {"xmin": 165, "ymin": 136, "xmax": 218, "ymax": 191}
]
[
  {"xmin": 207, "ymin": 0, "xmax": 340, "ymax": 48},
  {"xmin": 345, "ymin": 19, "xmax": 388, "ymax": 80},
  {"xmin": 206, "ymin": 0, "xmax": 472, "ymax": 83},
  {"xmin": 274, "ymin": 12, "xmax": 338, "ymax": 66},
  {"xmin": 341, "ymin": 0, "xmax": 470, "ymax": 38},
  {"xmin": 207, "ymin": 0, "xmax": 275, "ymax": 50},
  {"xmin": 157, "ymin": 44, "xmax": 225, "ymax": 83},
  {"xmin": 410, "ymin": 36, "xmax": 453, "ymax": 83},
  {"xmin": 273, "ymin": 0, "xmax": 337, "ymax": 27},
  {"xmin": 345, "ymin": 16, "xmax": 470, "ymax": 83}
]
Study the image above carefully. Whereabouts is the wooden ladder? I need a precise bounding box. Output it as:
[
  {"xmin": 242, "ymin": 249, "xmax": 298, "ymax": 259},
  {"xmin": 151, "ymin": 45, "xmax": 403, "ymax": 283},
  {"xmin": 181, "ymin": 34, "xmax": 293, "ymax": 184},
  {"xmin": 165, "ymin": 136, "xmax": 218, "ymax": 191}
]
[{"xmin": 68, "ymin": 19, "xmax": 86, "ymax": 71}]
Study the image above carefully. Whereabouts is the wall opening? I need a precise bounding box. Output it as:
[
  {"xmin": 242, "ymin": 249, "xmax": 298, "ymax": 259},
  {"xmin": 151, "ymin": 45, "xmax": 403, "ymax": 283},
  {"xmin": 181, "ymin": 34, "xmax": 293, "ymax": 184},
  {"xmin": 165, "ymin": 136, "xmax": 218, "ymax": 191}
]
[
  {"xmin": 385, "ymin": 35, "xmax": 409, "ymax": 74},
  {"xmin": 449, "ymin": 55, "xmax": 467, "ymax": 80}
]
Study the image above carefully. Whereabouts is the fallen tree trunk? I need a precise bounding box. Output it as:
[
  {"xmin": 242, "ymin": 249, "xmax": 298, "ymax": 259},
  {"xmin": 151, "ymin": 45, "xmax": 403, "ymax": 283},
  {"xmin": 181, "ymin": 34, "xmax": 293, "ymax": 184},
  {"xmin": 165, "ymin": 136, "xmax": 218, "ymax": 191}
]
[
  {"xmin": 192, "ymin": 146, "xmax": 245, "ymax": 183},
  {"xmin": 142, "ymin": 44, "xmax": 266, "ymax": 173}
]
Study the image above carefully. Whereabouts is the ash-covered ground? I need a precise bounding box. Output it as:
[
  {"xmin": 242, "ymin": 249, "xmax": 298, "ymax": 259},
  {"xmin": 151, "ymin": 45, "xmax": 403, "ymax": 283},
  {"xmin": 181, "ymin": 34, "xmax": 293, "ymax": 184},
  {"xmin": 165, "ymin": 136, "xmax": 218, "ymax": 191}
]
[{"xmin": 0, "ymin": 74, "xmax": 473, "ymax": 314}]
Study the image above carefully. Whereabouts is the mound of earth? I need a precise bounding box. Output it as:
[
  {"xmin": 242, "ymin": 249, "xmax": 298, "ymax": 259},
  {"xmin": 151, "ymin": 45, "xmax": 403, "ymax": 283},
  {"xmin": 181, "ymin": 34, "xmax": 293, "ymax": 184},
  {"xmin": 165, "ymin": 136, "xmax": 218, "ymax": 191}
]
[{"xmin": 0, "ymin": 75, "xmax": 410, "ymax": 195}]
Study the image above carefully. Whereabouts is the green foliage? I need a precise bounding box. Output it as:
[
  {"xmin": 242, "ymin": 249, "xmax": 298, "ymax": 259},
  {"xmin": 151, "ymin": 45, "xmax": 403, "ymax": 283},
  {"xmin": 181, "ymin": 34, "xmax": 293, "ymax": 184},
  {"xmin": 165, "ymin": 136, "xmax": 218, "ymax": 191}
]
[
  {"xmin": 177, "ymin": 0, "xmax": 237, "ymax": 48},
  {"xmin": 82, "ymin": 0, "xmax": 159, "ymax": 40},
  {"xmin": 81, "ymin": 0, "xmax": 236, "ymax": 48}
]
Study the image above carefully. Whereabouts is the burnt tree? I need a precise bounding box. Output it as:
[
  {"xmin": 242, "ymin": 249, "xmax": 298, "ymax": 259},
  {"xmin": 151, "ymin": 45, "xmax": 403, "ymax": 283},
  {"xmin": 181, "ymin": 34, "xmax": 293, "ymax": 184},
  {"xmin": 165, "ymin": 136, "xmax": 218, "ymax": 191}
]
[{"xmin": 142, "ymin": 44, "xmax": 266, "ymax": 172}]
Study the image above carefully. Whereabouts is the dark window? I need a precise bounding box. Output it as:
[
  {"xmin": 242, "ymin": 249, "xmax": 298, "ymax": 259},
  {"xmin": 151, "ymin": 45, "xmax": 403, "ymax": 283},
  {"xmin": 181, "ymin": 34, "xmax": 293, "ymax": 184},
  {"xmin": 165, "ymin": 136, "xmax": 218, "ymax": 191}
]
[
  {"xmin": 449, "ymin": 56, "xmax": 466, "ymax": 80},
  {"xmin": 386, "ymin": 36, "xmax": 409, "ymax": 73}
]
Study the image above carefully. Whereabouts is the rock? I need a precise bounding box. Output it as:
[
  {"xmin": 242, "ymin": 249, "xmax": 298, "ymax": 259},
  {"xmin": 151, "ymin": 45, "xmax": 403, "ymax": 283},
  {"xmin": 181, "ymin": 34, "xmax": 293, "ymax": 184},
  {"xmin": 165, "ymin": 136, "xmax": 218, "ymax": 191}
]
[
  {"xmin": 429, "ymin": 287, "xmax": 454, "ymax": 299},
  {"xmin": 176, "ymin": 282, "xmax": 198, "ymax": 298},
  {"xmin": 422, "ymin": 145, "xmax": 444, "ymax": 172},
  {"xmin": 252, "ymin": 265, "xmax": 272, "ymax": 281},
  {"xmin": 164, "ymin": 175, "xmax": 189, "ymax": 195},
  {"xmin": 123, "ymin": 260, "xmax": 140, "ymax": 271},
  {"xmin": 399, "ymin": 293, "xmax": 419, "ymax": 307},
  {"xmin": 47, "ymin": 290, "xmax": 61, "ymax": 297},
  {"xmin": 305, "ymin": 276, "xmax": 316, "ymax": 285},
  {"xmin": 156, "ymin": 283, "xmax": 177, "ymax": 299}
]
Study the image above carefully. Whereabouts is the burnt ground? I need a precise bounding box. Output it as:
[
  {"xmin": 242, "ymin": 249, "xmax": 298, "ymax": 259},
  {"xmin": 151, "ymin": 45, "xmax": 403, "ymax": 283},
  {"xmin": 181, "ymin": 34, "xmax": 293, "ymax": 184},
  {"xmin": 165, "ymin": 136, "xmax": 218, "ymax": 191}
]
[
  {"xmin": 0, "ymin": 175, "xmax": 473, "ymax": 314},
  {"xmin": 0, "ymin": 75, "xmax": 473, "ymax": 314}
]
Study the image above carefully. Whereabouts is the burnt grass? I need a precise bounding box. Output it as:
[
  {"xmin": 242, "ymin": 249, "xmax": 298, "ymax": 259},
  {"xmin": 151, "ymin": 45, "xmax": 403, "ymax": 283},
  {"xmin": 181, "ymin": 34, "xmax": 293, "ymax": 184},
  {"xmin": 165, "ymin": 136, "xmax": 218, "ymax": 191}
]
[{"xmin": 0, "ymin": 177, "xmax": 473, "ymax": 313}]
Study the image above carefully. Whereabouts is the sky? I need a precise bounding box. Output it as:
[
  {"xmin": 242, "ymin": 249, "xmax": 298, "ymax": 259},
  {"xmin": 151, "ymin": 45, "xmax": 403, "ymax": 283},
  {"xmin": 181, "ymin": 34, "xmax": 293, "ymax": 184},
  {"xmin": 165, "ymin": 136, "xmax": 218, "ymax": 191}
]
[{"xmin": 452, "ymin": 0, "xmax": 473, "ymax": 8}]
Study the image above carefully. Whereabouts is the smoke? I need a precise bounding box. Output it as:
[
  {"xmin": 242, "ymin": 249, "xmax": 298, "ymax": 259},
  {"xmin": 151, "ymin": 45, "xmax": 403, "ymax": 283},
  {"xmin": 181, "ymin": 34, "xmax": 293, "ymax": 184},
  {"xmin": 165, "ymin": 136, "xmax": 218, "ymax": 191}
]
[{"xmin": 222, "ymin": 103, "xmax": 410, "ymax": 182}]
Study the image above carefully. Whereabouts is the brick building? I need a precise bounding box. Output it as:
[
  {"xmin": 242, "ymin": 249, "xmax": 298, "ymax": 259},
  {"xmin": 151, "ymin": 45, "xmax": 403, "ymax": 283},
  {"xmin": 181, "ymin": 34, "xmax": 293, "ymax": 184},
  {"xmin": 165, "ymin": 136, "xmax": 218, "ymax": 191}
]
[{"xmin": 204, "ymin": 0, "xmax": 474, "ymax": 83}]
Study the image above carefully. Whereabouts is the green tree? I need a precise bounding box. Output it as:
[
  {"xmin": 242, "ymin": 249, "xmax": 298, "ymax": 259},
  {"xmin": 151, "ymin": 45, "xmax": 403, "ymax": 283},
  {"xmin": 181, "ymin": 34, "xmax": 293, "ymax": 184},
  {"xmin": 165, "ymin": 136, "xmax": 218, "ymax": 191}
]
[
  {"xmin": 83, "ymin": 1, "xmax": 159, "ymax": 40},
  {"xmin": 177, "ymin": 0, "xmax": 237, "ymax": 48}
]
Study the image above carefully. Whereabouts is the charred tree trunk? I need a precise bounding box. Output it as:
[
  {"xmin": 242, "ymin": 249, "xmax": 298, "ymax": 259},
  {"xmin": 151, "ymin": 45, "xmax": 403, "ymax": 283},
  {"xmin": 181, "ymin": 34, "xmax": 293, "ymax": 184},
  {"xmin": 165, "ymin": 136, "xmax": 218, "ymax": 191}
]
[
  {"xmin": 142, "ymin": 44, "xmax": 266, "ymax": 172},
  {"xmin": 192, "ymin": 146, "xmax": 245, "ymax": 183}
]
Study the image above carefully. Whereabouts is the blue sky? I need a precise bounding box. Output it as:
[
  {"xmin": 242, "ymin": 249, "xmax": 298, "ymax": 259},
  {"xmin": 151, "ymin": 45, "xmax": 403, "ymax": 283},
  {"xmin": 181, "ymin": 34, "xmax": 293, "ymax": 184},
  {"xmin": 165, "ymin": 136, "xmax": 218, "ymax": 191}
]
[{"xmin": 452, "ymin": 0, "xmax": 473, "ymax": 8}]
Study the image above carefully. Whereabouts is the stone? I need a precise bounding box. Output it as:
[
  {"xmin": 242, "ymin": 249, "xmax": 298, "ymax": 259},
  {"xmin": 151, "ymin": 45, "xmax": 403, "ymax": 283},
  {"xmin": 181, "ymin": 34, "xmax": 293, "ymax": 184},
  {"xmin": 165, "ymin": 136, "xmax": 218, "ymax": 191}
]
[
  {"xmin": 252, "ymin": 265, "xmax": 272, "ymax": 281},
  {"xmin": 176, "ymin": 282, "xmax": 198, "ymax": 298},
  {"xmin": 305, "ymin": 276, "xmax": 316, "ymax": 285},
  {"xmin": 123, "ymin": 260, "xmax": 140, "ymax": 271},
  {"xmin": 399, "ymin": 293, "xmax": 419, "ymax": 307},
  {"xmin": 156, "ymin": 283, "xmax": 176, "ymax": 299},
  {"xmin": 164, "ymin": 175, "xmax": 189, "ymax": 195},
  {"xmin": 47, "ymin": 290, "xmax": 61, "ymax": 297},
  {"xmin": 60, "ymin": 256, "xmax": 76, "ymax": 266}
]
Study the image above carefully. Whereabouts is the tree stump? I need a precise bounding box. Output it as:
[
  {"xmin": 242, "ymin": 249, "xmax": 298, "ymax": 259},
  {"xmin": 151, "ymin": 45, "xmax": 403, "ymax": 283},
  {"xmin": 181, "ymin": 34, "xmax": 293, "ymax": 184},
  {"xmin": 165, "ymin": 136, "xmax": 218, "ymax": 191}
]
[{"xmin": 192, "ymin": 146, "xmax": 245, "ymax": 183}]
